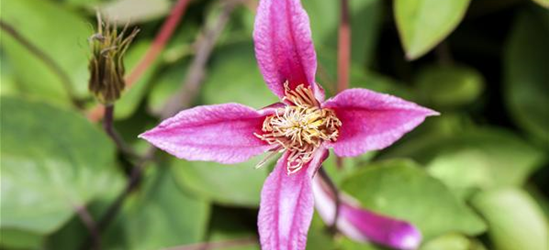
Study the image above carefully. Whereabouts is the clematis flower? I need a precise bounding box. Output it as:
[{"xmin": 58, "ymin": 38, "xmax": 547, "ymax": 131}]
[
  {"xmin": 139, "ymin": 0, "xmax": 437, "ymax": 249},
  {"xmin": 313, "ymin": 176, "xmax": 422, "ymax": 250}
]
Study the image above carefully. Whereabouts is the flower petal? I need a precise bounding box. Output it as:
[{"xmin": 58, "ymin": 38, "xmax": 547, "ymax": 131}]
[
  {"xmin": 323, "ymin": 89, "xmax": 438, "ymax": 157},
  {"xmin": 139, "ymin": 103, "xmax": 274, "ymax": 164},
  {"xmin": 312, "ymin": 177, "xmax": 422, "ymax": 250},
  {"xmin": 254, "ymin": 0, "xmax": 324, "ymax": 101},
  {"xmin": 258, "ymin": 148, "xmax": 328, "ymax": 250}
]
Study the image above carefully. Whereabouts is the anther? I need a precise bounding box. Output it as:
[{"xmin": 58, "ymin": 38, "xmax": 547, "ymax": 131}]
[{"xmin": 255, "ymin": 83, "xmax": 342, "ymax": 174}]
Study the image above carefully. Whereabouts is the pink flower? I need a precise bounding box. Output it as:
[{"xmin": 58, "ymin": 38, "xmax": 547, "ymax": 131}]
[
  {"xmin": 140, "ymin": 0, "xmax": 437, "ymax": 249},
  {"xmin": 313, "ymin": 177, "xmax": 422, "ymax": 250}
]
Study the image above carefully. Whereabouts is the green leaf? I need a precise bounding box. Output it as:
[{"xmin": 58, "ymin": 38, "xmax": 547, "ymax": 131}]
[
  {"xmin": 0, "ymin": 229, "xmax": 44, "ymax": 249},
  {"xmin": 62, "ymin": 0, "xmax": 105, "ymax": 8},
  {"xmin": 337, "ymin": 238, "xmax": 390, "ymax": 250},
  {"xmin": 1, "ymin": 32, "xmax": 71, "ymax": 106},
  {"xmin": 527, "ymin": 187, "xmax": 549, "ymax": 241},
  {"xmin": 426, "ymin": 150, "xmax": 492, "ymax": 199},
  {"xmin": 106, "ymin": 165, "xmax": 211, "ymax": 250},
  {"xmin": 1, "ymin": 0, "xmax": 91, "ymax": 103},
  {"xmin": 342, "ymin": 159, "xmax": 486, "ymax": 241},
  {"xmin": 202, "ymin": 42, "xmax": 278, "ymax": 108},
  {"xmin": 386, "ymin": 128, "xmax": 546, "ymax": 195},
  {"xmin": 45, "ymin": 190, "xmax": 125, "ymax": 249},
  {"xmin": 532, "ymin": 0, "xmax": 549, "ymax": 9},
  {"xmin": 394, "ymin": 0, "xmax": 471, "ymax": 60},
  {"xmin": 415, "ymin": 65, "xmax": 485, "ymax": 108},
  {"xmin": 306, "ymin": 215, "xmax": 336, "ymax": 250},
  {"xmin": 472, "ymin": 188, "xmax": 548, "ymax": 250},
  {"xmin": 420, "ymin": 233, "xmax": 487, "ymax": 250},
  {"xmin": 528, "ymin": 187, "xmax": 549, "ymax": 219},
  {"xmin": 0, "ymin": 97, "xmax": 123, "ymax": 235},
  {"xmin": 99, "ymin": 0, "xmax": 170, "ymax": 26},
  {"xmin": 115, "ymin": 40, "xmax": 160, "ymax": 120},
  {"xmin": 321, "ymin": 151, "xmax": 377, "ymax": 186},
  {"xmin": 504, "ymin": 10, "xmax": 549, "ymax": 145},
  {"xmin": 172, "ymin": 156, "xmax": 270, "ymax": 207},
  {"xmin": 147, "ymin": 60, "xmax": 189, "ymax": 114},
  {"xmin": 0, "ymin": 54, "xmax": 19, "ymax": 96}
]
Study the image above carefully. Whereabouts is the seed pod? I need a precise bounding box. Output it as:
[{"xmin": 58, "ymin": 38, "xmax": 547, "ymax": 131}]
[{"xmin": 88, "ymin": 13, "xmax": 139, "ymax": 105}]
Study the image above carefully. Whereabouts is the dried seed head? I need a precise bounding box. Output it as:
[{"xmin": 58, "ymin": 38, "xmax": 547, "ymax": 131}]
[
  {"xmin": 255, "ymin": 83, "xmax": 342, "ymax": 175},
  {"xmin": 88, "ymin": 13, "xmax": 139, "ymax": 105}
]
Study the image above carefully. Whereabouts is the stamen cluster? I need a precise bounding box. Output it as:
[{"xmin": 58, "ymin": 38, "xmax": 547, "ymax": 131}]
[{"xmin": 256, "ymin": 83, "xmax": 341, "ymax": 174}]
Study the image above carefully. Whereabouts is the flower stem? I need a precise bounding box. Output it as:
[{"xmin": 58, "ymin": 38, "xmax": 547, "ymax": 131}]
[
  {"xmin": 332, "ymin": 0, "xmax": 350, "ymax": 230},
  {"xmin": 97, "ymin": 147, "xmax": 155, "ymax": 229},
  {"xmin": 435, "ymin": 41, "xmax": 454, "ymax": 66},
  {"xmin": 336, "ymin": 0, "xmax": 351, "ymax": 93},
  {"xmin": 87, "ymin": 0, "xmax": 191, "ymax": 122},
  {"xmin": 80, "ymin": 3, "xmax": 239, "ymax": 249},
  {"xmin": 102, "ymin": 105, "xmax": 138, "ymax": 159},
  {"xmin": 124, "ymin": 0, "xmax": 191, "ymax": 87},
  {"xmin": 79, "ymin": 147, "xmax": 155, "ymax": 250},
  {"xmin": 318, "ymin": 167, "xmax": 340, "ymax": 234},
  {"xmin": 74, "ymin": 204, "xmax": 101, "ymax": 250},
  {"xmin": 335, "ymin": 0, "xmax": 350, "ymax": 175}
]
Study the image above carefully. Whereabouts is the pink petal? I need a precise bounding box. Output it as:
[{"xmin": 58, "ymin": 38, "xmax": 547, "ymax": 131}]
[
  {"xmin": 258, "ymin": 148, "xmax": 328, "ymax": 250},
  {"xmin": 254, "ymin": 0, "xmax": 324, "ymax": 101},
  {"xmin": 312, "ymin": 178, "xmax": 422, "ymax": 250},
  {"xmin": 139, "ymin": 103, "xmax": 274, "ymax": 164},
  {"xmin": 323, "ymin": 89, "xmax": 438, "ymax": 157}
]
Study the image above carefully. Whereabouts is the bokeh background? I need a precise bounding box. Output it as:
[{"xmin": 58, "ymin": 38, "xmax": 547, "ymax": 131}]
[{"xmin": 1, "ymin": 0, "xmax": 548, "ymax": 249}]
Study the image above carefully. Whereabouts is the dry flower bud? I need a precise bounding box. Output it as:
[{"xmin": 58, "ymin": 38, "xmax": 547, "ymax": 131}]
[{"xmin": 88, "ymin": 13, "xmax": 139, "ymax": 105}]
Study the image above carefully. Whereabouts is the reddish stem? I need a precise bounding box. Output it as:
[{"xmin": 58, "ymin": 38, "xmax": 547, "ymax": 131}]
[
  {"xmin": 74, "ymin": 204, "xmax": 101, "ymax": 250},
  {"xmin": 318, "ymin": 168, "xmax": 340, "ymax": 234},
  {"xmin": 125, "ymin": 0, "xmax": 191, "ymax": 87},
  {"xmin": 81, "ymin": 4, "xmax": 238, "ymax": 248},
  {"xmin": 335, "ymin": 0, "xmax": 350, "ymax": 170},
  {"xmin": 334, "ymin": 0, "xmax": 350, "ymax": 226},
  {"xmin": 87, "ymin": 0, "xmax": 191, "ymax": 122},
  {"xmin": 336, "ymin": 0, "xmax": 350, "ymax": 93}
]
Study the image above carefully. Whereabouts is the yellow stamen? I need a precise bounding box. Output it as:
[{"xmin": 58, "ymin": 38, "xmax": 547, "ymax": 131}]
[{"xmin": 255, "ymin": 82, "xmax": 342, "ymax": 174}]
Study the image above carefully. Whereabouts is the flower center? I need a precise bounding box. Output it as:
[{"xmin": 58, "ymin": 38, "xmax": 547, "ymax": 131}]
[{"xmin": 255, "ymin": 83, "xmax": 341, "ymax": 174}]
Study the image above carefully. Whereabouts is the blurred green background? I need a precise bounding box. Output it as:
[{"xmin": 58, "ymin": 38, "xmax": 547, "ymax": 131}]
[{"xmin": 1, "ymin": 0, "xmax": 548, "ymax": 249}]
